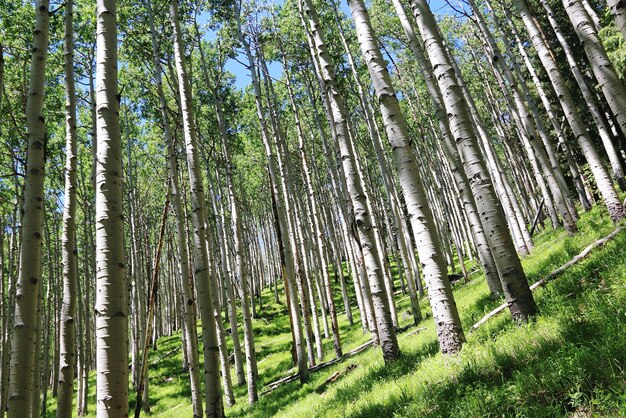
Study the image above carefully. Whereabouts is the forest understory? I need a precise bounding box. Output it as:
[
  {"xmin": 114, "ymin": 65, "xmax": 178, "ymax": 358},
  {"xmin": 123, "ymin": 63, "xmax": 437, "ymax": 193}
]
[
  {"xmin": 43, "ymin": 207, "xmax": 626, "ymax": 417},
  {"xmin": 4, "ymin": 0, "xmax": 626, "ymax": 417}
]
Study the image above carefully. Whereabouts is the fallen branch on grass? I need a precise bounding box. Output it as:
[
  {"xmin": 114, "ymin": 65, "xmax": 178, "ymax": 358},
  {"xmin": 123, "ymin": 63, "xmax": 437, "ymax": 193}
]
[
  {"xmin": 316, "ymin": 363, "xmax": 359, "ymax": 394},
  {"xmin": 471, "ymin": 227, "xmax": 623, "ymax": 331},
  {"xmin": 261, "ymin": 339, "xmax": 374, "ymax": 395},
  {"xmin": 150, "ymin": 345, "xmax": 181, "ymax": 366}
]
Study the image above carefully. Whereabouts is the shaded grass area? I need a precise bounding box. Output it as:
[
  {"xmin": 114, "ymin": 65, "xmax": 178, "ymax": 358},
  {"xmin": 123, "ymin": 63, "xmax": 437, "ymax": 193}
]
[{"xmin": 45, "ymin": 206, "xmax": 626, "ymax": 417}]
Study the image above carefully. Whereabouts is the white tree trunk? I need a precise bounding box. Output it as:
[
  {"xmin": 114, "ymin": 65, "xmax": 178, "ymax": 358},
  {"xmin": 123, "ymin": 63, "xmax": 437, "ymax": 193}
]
[
  {"xmin": 349, "ymin": 0, "xmax": 464, "ymax": 353},
  {"xmin": 6, "ymin": 2, "xmax": 49, "ymax": 416},
  {"xmin": 146, "ymin": 0, "xmax": 203, "ymax": 414},
  {"xmin": 410, "ymin": 0, "xmax": 538, "ymax": 322},
  {"xmin": 391, "ymin": 0, "xmax": 503, "ymax": 296},
  {"xmin": 93, "ymin": 0, "xmax": 128, "ymax": 416},
  {"xmin": 170, "ymin": 1, "xmax": 224, "ymax": 415},
  {"xmin": 56, "ymin": 1, "xmax": 78, "ymax": 415},
  {"xmin": 563, "ymin": 0, "xmax": 626, "ymax": 166},
  {"xmin": 236, "ymin": 8, "xmax": 310, "ymax": 383},
  {"xmin": 512, "ymin": 0, "xmax": 625, "ymax": 223},
  {"xmin": 607, "ymin": 0, "xmax": 626, "ymax": 41},
  {"xmin": 300, "ymin": 0, "xmax": 399, "ymax": 361}
]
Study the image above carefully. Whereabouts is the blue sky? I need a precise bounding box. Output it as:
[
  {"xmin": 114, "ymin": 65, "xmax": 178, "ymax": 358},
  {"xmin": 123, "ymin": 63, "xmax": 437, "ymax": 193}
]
[{"xmin": 204, "ymin": 0, "xmax": 452, "ymax": 90}]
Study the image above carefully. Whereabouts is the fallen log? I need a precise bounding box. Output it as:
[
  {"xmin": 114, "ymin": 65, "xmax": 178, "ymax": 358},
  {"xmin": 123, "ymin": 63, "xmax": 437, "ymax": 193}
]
[
  {"xmin": 471, "ymin": 227, "xmax": 623, "ymax": 331},
  {"xmin": 150, "ymin": 345, "xmax": 181, "ymax": 366},
  {"xmin": 261, "ymin": 340, "xmax": 374, "ymax": 395},
  {"xmin": 316, "ymin": 363, "xmax": 358, "ymax": 394}
]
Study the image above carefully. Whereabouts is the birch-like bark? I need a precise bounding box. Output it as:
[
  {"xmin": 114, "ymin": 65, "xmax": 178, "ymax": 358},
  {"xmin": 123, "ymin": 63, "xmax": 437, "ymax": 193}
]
[
  {"xmin": 410, "ymin": 0, "xmax": 538, "ymax": 322},
  {"xmin": 93, "ymin": 0, "xmax": 129, "ymax": 416},
  {"xmin": 223, "ymin": 123, "xmax": 259, "ymax": 404},
  {"xmin": 56, "ymin": 1, "xmax": 78, "ymax": 415},
  {"xmin": 580, "ymin": 0, "xmax": 601, "ymax": 31},
  {"xmin": 257, "ymin": 46, "xmax": 318, "ymax": 368},
  {"xmin": 300, "ymin": 0, "xmax": 399, "ymax": 361},
  {"xmin": 1, "ymin": 209, "xmax": 18, "ymax": 418},
  {"xmin": 0, "ymin": 228, "xmax": 5, "ymax": 418},
  {"xmin": 607, "ymin": 0, "xmax": 626, "ymax": 41},
  {"xmin": 305, "ymin": 64, "xmax": 375, "ymax": 335},
  {"xmin": 146, "ymin": 0, "xmax": 203, "ymax": 414},
  {"xmin": 211, "ymin": 171, "xmax": 245, "ymax": 387},
  {"xmin": 346, "ymin": 124, "xmax": 399, "ymax": 328},
  {"xmin": 391, "ymin": 0, "xmax": 503, "ymax": 296},
  {"xmin": 170, "ymin": 1, "xmax": 224, "ymax": 415},
  {"xmin": 306, "ymin": 2, "xmax": 365, "ymax": 338},
  {"xmin": 467, "ymin": 0, "xmax": 577, "ymax": 233},
  {"xmin": 6, "ymin": 2, "xmax": 49, "ymax": 416},
  {"xmin": 194, "ymin": 22, "xmax": 256, "ymax": 400},
  {"xmin": 562, "ymin": 0, "xmax": 626, "ymax": 176},
  {"xmin": 539, "ymin": 1, "xmax": 625, "ymax": 192},
  {"xmin": 236, "ymin": 5, "xmax": 309, "ymax": 383},
  {"xmin": 284, "ymin": 58, "xmax": 342, "ymax": 358},
  {"xmin": 349, "ymin": 0, "xmax": 464, "ymax": 353},
  {"xmin": 512, "ymin": 0, "xmax": 625, "ymax": 223},
  {"xmin": 496, "ymin": 4, "xmax": 592, "ymax": 211}
]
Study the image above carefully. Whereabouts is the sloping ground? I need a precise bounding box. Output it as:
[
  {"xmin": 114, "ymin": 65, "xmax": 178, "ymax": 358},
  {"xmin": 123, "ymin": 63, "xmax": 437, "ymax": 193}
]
[{"xmin": 46, "ymin": 206, "xmax": 626, "ymax": 417}]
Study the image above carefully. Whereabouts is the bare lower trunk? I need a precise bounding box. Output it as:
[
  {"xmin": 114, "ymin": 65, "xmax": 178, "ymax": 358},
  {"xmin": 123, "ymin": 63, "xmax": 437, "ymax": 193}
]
[
  {"xmin": 607, "ymin": 0, "xmax": 626, "ymax": 42},
  {"xmin": 349, "ymin": 0, "xmax": 464, "ymax": 353},
  {"xmin": 563, "ymin": 0, "xmax": 626, "ymax": 182},
  {"xmin": 94, "ymin": 0, "xmax": 129, "ymax": 416},
  {"xmin": 391, "ymin": 0, "xmax": 503, "ymax": 297},
  {"xmin": 146, "ymin": 0, "xmax": 202, "ymax": 414},
  {"xmin": 543, "ymin": 1, "xmax": 626, "ymax": 191},
  {"xmin": 57, "ymin": 1, "xmax": 78, "ymax": 415},
  {"xmin": 6, "ymin": 2, "xmax": 49, "ymax": 417},
  {"xmin": 410, "ymin": 0, "xmax": 538, "ymax": 322},
  {"xmin": 236, "ymin": 6, "xmax": 309, "ymax": 383},
  {"xmin": 170, "ymin": 1, "xmax": 224, "ymax": 415},
  {"xmin": 300, "ymin": 0, "xmax": 399, "ymax": 361},
  {"xmin": 512, "ymin": 0, "xmax": 625, "ymax": 223}
]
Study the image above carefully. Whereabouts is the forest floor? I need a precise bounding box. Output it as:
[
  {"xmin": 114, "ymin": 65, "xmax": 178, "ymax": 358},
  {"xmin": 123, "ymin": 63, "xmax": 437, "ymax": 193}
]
[{"xmin": 46, "ymin": 206, "xmax": 626, "ymax": 417}]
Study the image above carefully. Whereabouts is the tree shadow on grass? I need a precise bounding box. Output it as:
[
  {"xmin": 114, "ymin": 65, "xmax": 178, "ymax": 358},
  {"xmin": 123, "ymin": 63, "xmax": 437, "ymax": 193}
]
[
  {"xmin": 330, "ymin": 339, "xmax": 441, "ymax": 407},
  {"xmin": 346, "ymin": 236, "xmax": 626, "ymax": 417},
  {"xmin": 349, "ymin": 313, "xmax": 625, "ymax": 418},
  {"xmin": 226, "ymin": 338, "xmax": 441, "ymax": 418}
]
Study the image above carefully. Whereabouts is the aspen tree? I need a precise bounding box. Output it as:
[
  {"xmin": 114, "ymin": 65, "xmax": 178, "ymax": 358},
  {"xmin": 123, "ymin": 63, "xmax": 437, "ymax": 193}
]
[
  {"xmin": 223, "ymin": 117, "xmax": 259, "ymax": 404},
  {"xmin": 283, "ymin": 58, "xmax": 342, "ymax": 358},
  {"xmin": 511, "ymin": 0, "xmax": 625, "ymax": 223},
  {"xmin": 303, "ymin": 56, "xmax": 376, "ymax": 337},
  {"xmin": 607, "ymin": 0, "xmax": 626, "ymax": 41},
  {"xmin": 193, "ymin": 26, "xmax": 252, "ymax": 403},
  {"xmin": 334, "ymin": 12, "xmax": 424, "ymax": 316},
  {"xmin": 496, "ymin": 4, "xmax": 592, "ymax": 210},
  {"xmin": 146, "ymin": 0, "xmax": 203, "ymax": 414},
  {"xmin": 170, "ymin": 0, "xmax": 224, "ymax": 415},
  {"xmin": 465, "ymin": 0, "xmax": 577, "ymax": 233},
  {"xmin": 300, "ymin": 0, "xmax": 399, "ymax": 361},
  {"xmin": 390, "ymin": 0, "xmax": 503, "ymax": 296},
  {"xmin": 6, "ymin": 1, "xmax": 49, "ymax": 416},
  {"xmin": 563, "ymin": 0, "xmax": 626, "ymax": 153},
  {"xmin": 540, "ymin": 0, "xmax": 626, "ymax": 192},
  {"xmin": 56, "ymin": 0, "xmax": 78, "ymax": 415},
  {"xmin": 409, "ymin": 0, "xmax": 538, "ymax": 322},
  {"xmin": 93, "ymin": 0, "xmax": 129, "ymax": 416},
  {"xmin": 256, "ymin": 44, "xmax": 318, "ymax": 367},
  {"xmin": 348, "ymin": 0, "xmax": 464, "ymax": 353},
  {"xmin": 236, "ymin": 2, "xmax": 309, "ymax": 383}
]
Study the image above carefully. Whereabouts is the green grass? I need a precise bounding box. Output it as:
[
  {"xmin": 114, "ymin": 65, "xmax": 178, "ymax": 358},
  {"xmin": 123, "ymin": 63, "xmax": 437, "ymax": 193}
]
[{"xmin": 46, "ymin": 205, "xmax": 626, "ymax": 417}]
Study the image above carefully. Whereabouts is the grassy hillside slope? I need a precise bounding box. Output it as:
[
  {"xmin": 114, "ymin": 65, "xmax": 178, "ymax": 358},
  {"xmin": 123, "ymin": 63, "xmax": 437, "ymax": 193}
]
[{"xmin": 46, "ymin": 206, "xmax": 626, "ymax": 417}]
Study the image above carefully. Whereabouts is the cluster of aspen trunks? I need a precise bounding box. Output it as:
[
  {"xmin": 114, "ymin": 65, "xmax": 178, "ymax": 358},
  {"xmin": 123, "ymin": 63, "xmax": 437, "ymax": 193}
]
[{"xmin": 1, "ymin": 0, "xmax": 626, "ymax": 417}]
